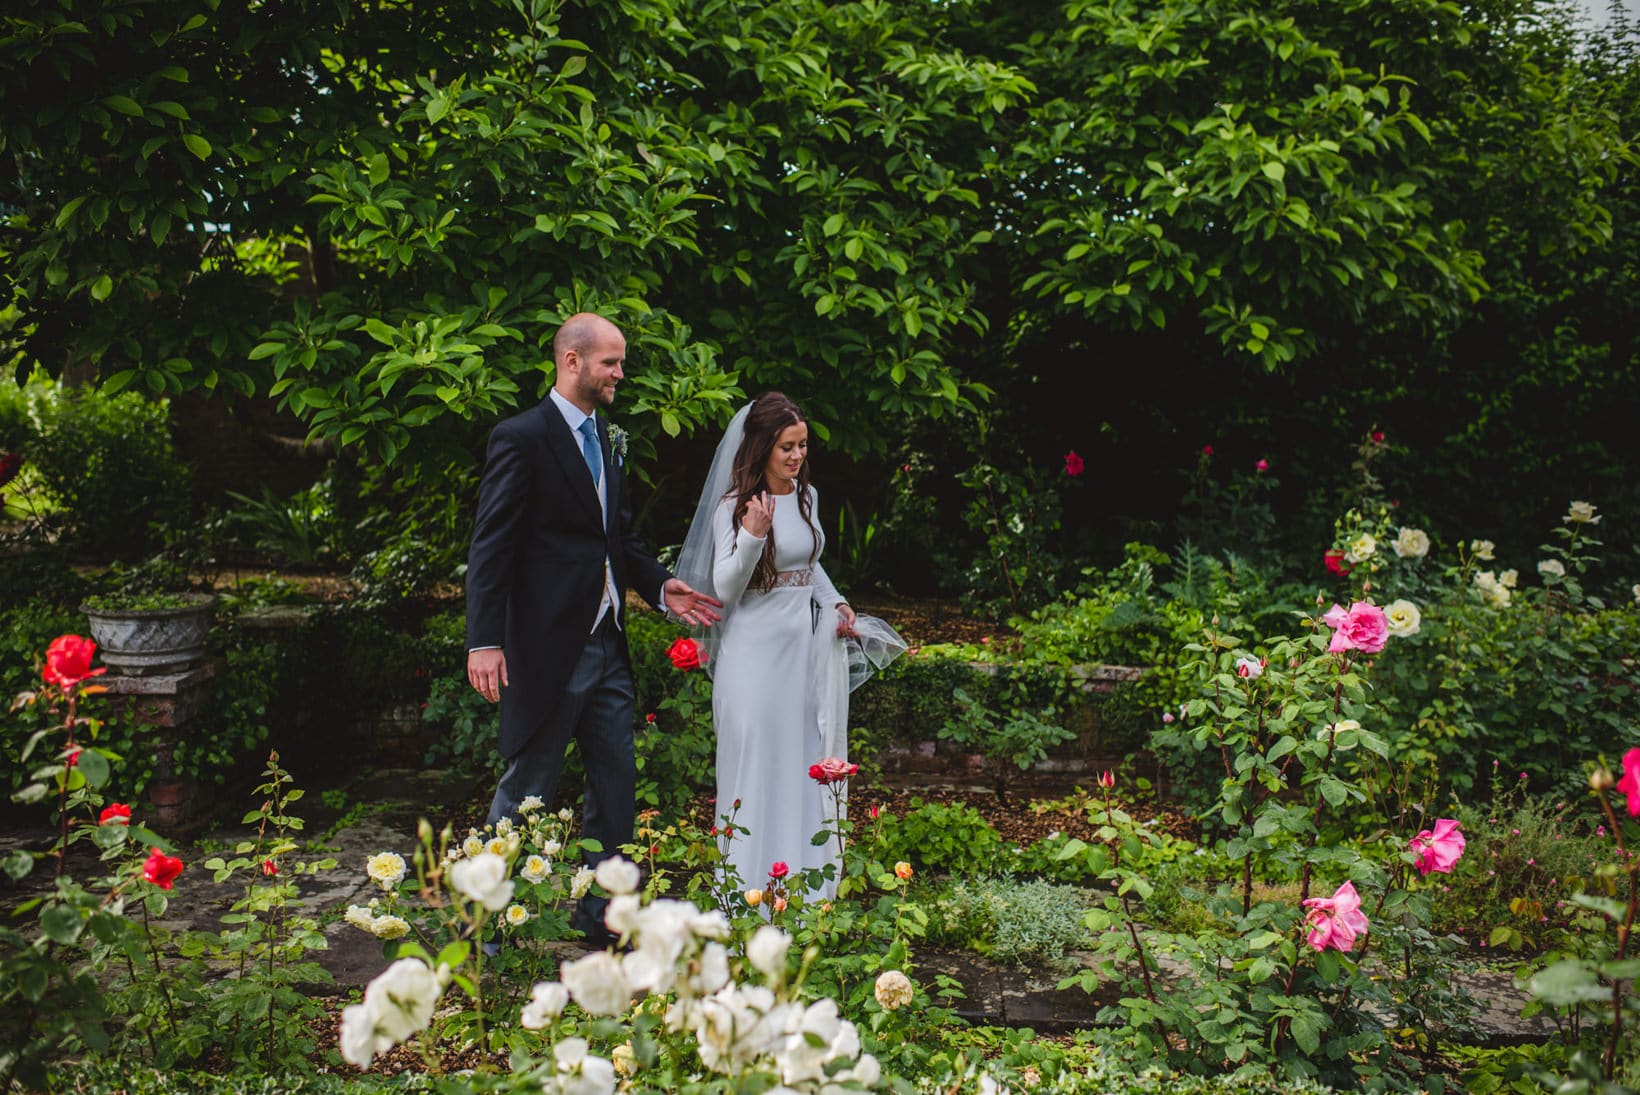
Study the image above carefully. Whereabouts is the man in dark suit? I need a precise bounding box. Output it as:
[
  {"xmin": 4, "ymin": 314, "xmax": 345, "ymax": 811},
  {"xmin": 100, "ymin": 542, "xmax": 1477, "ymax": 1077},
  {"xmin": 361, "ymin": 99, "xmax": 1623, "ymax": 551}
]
[{"xmin": 465, "ymin": 313, "xmax": 720, "ymax": 943}]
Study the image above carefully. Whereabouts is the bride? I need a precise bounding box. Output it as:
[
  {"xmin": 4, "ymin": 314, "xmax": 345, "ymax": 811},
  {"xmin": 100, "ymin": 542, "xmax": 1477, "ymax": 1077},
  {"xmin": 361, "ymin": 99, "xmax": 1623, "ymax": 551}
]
[{"xmin": 675, "ymin": 392, "xmax": 903, "ymax": 895}]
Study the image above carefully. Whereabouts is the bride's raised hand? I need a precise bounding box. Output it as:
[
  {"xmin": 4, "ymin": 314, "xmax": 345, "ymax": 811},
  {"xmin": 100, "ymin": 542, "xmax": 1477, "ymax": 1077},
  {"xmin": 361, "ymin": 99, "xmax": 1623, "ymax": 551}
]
[{"xmin": 742, "ymin": 492, "xmax": 774, "ymax": 538}]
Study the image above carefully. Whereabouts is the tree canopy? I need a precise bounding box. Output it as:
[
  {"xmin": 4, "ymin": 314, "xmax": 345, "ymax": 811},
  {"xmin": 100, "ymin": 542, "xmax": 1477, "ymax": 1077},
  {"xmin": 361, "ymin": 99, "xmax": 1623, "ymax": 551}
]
[{"xmin": 2, "ymin": 0, "xmax": 1634, "ymax": 548}]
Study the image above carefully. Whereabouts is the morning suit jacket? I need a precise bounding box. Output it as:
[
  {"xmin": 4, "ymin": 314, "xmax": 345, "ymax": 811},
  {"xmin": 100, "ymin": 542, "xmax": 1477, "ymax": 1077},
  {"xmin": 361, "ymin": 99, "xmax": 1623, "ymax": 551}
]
[{"xmin": 465, "ymin": 396, "xmax": 671, "ymax": 760}]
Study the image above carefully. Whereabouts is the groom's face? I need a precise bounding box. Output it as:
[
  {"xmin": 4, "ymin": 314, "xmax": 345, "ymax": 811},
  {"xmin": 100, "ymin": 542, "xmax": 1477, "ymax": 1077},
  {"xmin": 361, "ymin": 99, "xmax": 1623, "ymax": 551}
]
[{"xmin": 571, "ymin": 330, "xmax": 626, "ymax": 409}]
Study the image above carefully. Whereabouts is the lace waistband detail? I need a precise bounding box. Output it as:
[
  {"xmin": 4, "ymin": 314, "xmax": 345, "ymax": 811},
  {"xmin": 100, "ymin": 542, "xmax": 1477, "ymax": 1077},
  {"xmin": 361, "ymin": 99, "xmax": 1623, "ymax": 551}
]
[{"xmin": 747, "ymin": 569, "xmax": 811, "ymax": 592}]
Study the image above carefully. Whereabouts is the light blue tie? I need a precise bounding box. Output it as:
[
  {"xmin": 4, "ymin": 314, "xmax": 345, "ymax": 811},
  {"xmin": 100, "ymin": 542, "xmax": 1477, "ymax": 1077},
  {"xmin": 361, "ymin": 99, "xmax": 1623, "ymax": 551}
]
[{"xmin": 577, "ymin": 417, "xmax": 602, "ymax": 489}]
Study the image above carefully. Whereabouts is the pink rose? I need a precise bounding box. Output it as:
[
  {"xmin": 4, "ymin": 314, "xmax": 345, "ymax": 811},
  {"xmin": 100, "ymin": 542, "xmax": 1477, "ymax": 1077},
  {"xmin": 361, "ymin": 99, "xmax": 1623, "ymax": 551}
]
[
  {"xmin": 1409, "ymin": 818, "xmax": 1466, "ymax": 874},
  {"xmin": 1616, "ymin": 748, "xmax": 1640, "ymax": 817},
  {"xmin": 1255, "ymin": 459, "xmax": 1269, "ymax": 472},
  {"xmin": 808, "ymin": 757, "xmax": 859, "ymax": 785},
  {"xmin": 1321, "ymin": 602, "xmax": 1389, "ymax": 655},
  {"xmin": 1302, "ymin": 880, "xmax": 1369, "ymax": 952}
]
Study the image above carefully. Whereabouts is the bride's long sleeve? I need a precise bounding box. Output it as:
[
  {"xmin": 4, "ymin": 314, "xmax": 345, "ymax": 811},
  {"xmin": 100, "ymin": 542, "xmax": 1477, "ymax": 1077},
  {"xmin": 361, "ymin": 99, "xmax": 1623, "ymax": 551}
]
[
  {"xmin": 811, "ymin": 561, "xmax": 845, "ymax": 611},
  {"xmin": 712, "ymin": 499, "xmax": 765, "ymax": 607}
]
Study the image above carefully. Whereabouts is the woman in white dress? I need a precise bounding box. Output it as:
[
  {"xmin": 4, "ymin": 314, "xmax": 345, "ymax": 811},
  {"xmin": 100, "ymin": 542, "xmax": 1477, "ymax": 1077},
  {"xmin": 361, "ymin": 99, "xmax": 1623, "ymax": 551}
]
[{"xmin": 674, "ymin": 392, "xmax": 903, "ymax": 896}]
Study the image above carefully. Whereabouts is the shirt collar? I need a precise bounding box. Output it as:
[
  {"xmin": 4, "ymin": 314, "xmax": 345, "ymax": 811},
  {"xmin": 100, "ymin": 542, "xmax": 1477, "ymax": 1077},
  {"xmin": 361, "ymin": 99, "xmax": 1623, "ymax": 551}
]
[{"xmin": 549, "ymin": 387, "xmax": 594, "ymax": 432}]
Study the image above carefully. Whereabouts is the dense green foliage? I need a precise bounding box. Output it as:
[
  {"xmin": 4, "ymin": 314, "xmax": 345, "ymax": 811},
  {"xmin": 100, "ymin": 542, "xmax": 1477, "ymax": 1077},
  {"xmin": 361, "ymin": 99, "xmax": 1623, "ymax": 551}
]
[{"xmin": 3, "ymin": 0, "xmax": 1634, "ymax": 575}]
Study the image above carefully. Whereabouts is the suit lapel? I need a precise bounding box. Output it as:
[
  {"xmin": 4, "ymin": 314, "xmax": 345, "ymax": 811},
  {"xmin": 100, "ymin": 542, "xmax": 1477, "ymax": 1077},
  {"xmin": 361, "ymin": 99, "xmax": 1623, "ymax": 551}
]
[{"xmin": 539, "ymin": 400, "xmax": 603, "ymax": 526}]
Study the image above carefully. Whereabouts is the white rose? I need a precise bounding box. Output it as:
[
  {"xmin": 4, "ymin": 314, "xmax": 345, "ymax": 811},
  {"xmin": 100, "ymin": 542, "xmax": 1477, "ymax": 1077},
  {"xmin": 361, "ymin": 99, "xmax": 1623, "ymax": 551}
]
[
  {"xmin": 689, "ymin": 910, "xmax": 731, "ymax": 941},
  {"xmin": 462, "ymin": 832, "xmax": 485, "ymax": 858},
  {"xmin": 1383, "ymin": 599, "xmax": 1421, "ymax": 638},
  {"xmin": 1345, "ymin": 533, "xmax": 1376, "ymax": 564},
  {"xmin": 505, "ymin": 903, "xmax": 530, "ymax": 928},
  {"xmin": 594, "ymin": 856, "xmax": 641, "ymax": 896},
  {"xmin": 521, "ymin": 855, "xmax": 550, "ymax": 884},
  {"xmin": 605, "ymin": 893, "xmax": 642, "ymax": 937},
  {"xmin": 561, "ymin": 950, "xmax": 631, "ymax": 1016},
  {"xmin": 1393, "ymin": 527, "xmax": 1430, "ymax": 559},
  {"xmin": 494, "ymin": 817, "xmax": 514, "ymax": 837},
  {"xmin": 1538, "ymin": 559, "xmax": 1566, "ymax": 579},
  {"xmin": 520, "ymin": 981, "xmax": 569, "ymax": 1029},
  {"xmin": 485, "ymin": 835, "xmax": 512, "ymax": 858},
  {"xmin": 1234, "ymin": 655, "xmax": 1264, "ymax": 680},
  {"xmin": 558, "ymin": 807, "xmax": 574, "ymax": 822},
  {"xmin": 611, "ymin": 1043, "xmax": 637, "ymax": 1077},
  {"xmin": 1565, "ymin": 500, "xmax": 1600, "ymax": 525},
  {"xmin": 369, "ymin": 914, "xmax": 410, "ymax": 940},
  {"xmin": 844, "ymin": 1052, "xmax": 883, "ymax": 1087},
  {"xmin": 362, "ymin": 957, "xmax": 443, "ymax": 1043},
  {"xmin": 1632, "ymin": 583, "xmax": 1640, "ymax": 606},
  {"xmin": 449, "ymin": 852, "xmax": 513, "ymax": 912},
  {"xmin": 1474, "ymin": 570, "xmax": 1511, "ymax": 608},
  {"xmin": 570, "ymin": 866, "xmax": 595, "ymax": 899},
  {"xmin": 560, "ymin": 1054, "xmax": 616, "ymax": 1095},
  {"xmin": 747, "ymin": 924, "xmax": 791, "ymax": 980},
  {"xmin": 339, "ymin": 1001, "xmax": 388, "ymax": 1068},
  {"xmin": 1471, "ymin": 539, "xmax": 1496, "ymax": 561},
  {"xmin": 1500, "ymin": 568, "xmax": 1519, "ymax": 588},
  {"xmin": 691, "ymin": 941, "xmax": 732, "ymax": 997},
  {"xmin": 874, "ymin": 969, "xmax": 915, "ymax": 1011},
  {"xmin": 366, "ymin": 852, "xmax": 406, "ymax": 889},
  {"xmin": 1319, "ymin": 719, "xmax": 1362, "ymax": 742},
  {"xmin": 540, "ymin": 839, "xmax": 563, "ymax": 858},
  {"xmin": 344, "ymin": 904, "xmax": 376, "ymax": 932},
  {"xmin": 519, "ymin": 795, "xmax": 545, "ymax": 813}
]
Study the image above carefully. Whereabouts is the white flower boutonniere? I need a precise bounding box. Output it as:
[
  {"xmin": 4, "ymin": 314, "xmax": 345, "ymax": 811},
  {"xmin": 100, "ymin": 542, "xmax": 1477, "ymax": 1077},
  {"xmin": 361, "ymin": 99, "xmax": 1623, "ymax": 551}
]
[{"xmin": 608, "ymin": 424, "xmax": 629, "ymax": 468}]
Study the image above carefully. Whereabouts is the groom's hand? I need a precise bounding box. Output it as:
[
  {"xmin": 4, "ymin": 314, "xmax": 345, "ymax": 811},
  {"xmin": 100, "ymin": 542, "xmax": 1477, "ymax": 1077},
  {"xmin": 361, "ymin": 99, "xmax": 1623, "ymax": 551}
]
[
  {"xmin": 467, "ymin": 648, "xmax": 508, "ymax": 703},
  {"xmin": 663, "ymin": 578, "xmax": 723, "ymax": 628}
]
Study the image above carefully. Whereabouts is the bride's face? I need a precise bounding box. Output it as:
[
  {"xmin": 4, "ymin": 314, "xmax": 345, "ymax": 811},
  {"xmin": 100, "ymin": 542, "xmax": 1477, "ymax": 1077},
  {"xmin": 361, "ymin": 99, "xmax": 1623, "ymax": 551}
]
[{"xmin": 763, "ymin": 422, "xmax": 809, "ymax": 490}]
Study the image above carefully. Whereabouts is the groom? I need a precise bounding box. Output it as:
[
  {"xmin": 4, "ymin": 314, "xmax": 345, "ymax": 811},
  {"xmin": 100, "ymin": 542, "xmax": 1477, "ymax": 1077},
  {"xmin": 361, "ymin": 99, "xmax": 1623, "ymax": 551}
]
[{"xmin": 465, "ymin": 313, "xmax": 720, "ymax": 943}]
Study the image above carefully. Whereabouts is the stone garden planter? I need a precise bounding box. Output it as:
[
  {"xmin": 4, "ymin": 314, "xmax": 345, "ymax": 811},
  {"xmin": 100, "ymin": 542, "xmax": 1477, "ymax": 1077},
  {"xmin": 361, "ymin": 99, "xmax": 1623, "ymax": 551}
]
[{"xmin": 80, "ymin": 594, "xmax": 218, "ymax": 674}]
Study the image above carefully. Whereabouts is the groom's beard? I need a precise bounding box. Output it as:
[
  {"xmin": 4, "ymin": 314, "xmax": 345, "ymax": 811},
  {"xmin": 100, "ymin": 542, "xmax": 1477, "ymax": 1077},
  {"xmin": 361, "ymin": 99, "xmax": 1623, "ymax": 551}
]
[{"xmin": 577, "ymin": 376, "xmax": 617, "ymax": 408}]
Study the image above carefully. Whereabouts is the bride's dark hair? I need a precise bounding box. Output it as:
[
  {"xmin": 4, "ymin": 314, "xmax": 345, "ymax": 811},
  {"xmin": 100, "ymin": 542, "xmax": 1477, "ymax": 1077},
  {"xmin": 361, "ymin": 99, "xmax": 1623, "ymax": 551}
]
[{"xmin": 728, "ymin": 391, "xmax": 818, "ymax": 592}]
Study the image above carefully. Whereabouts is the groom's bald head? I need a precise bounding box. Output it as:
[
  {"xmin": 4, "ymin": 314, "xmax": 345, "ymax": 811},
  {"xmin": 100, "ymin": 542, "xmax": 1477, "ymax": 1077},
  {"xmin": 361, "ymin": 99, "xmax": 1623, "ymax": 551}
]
[{"xmin": 553, "ymin": 313, "xmax": 621, "ymax": 365}]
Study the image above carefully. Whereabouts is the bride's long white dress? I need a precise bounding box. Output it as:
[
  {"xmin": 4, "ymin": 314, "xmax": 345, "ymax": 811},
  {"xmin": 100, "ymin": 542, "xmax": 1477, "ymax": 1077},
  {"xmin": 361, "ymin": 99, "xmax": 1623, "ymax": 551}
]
[{"xmin": 710, "ymin": 486, "xmax": 848, "ymax": 893}]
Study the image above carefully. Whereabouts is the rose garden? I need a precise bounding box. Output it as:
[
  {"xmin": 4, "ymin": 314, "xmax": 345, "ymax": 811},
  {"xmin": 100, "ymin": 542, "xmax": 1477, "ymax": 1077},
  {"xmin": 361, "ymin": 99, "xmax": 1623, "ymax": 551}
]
[{"xmin": 3, "ymin": 1, "xmax": 1639, "ymax": 1093}]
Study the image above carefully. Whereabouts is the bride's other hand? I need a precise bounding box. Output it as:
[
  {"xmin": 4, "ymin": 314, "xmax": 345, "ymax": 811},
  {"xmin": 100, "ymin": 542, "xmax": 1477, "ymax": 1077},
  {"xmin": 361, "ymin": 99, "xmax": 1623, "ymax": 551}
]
[
  {"xmin": 836, "ymin": 603, "xmax": 859, "ymax": 639},
  {"xmin": 742, "ymin": 492, "xmax": 774, "ymax": 538}
]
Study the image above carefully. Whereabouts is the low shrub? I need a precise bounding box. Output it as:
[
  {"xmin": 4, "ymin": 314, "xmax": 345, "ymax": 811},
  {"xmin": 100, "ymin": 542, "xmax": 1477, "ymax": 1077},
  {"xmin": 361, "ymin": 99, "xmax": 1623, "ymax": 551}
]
[
  {"xmin": 873, "ymin": 799, "xmax": 1004, "ymax": 878},
  {"xmin": 0, "ymin": 370, "xmax": 189, "ymax": 557},
  {"xmin": 923, "ymin": 876, "xmax": 1094, "ymax": 967}
]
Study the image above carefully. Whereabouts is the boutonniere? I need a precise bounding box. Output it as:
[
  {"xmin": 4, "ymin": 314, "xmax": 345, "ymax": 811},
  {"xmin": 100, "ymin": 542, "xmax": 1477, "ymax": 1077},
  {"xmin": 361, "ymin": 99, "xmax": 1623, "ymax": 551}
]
[{"xmin": 608, "ymin": 424, "xmax": 629, "ymax": 468}]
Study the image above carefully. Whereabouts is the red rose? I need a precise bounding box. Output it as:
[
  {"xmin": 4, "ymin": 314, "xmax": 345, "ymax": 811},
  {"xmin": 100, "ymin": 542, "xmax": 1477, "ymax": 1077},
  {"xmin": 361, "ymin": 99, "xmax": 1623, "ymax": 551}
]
[
  {"xmin": 1371, "ymin": 430, "xmax": 1385, "ymax": 444},
  {"xmin": 64, "ymin": 745, "xmax": 81, "ymax": 768},
  {"xmin": 645, "ymin": 712, "xmax": 656, "ymax": 723},
  {"xmin": 809, "ymin": 757, "xmax": 859, "ymax": 785},
  {"xmin": 1063, "ymin": 450, "xmax": 1085, "ymax": 477},
  {"xmin": 142, "ymin": 847, "xmax": 185, "ymax": 890},
  {"xmin": 1323, "ymin": 549, "xmax": 1352, "ymax": 577},
  {"xmin": 869, "ymin": 804, "xmax": 880, "ymax": 820},
  {"xmin": 262, "ymin": 859, "xmax": 278, "ymax": 877},
  {"xmin": 1202, "ymin": 445, "xmax": 1215, "ymax": 456},
  {"xmin": 666, "ymin": 637, "xmax": 705, "ymax": 672},
  {"xmin": 1255, "ymin": 459, "xmax": 1269, "ymax": 473},
  {"xmin": 0, "ymin": 452, "xmax": 19, "ymax": 488},
  {"xmin": 769, "ymin": 861, "xmax": 789, "ymax": 879},
  {"xmin": 42, "ymin": 634, "xmax": 106, "ymax": 693},
  {"xmin": 99, "ymin": 803, "xmax": 132, "ymax": 825}
]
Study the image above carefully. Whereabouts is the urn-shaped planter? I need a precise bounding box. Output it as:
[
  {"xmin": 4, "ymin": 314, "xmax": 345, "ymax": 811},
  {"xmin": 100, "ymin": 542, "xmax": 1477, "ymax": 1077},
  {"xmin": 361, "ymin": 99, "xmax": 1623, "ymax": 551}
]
[{"xmin": 80, "ymin": 594, "xmax": 218, "ymax": 674}]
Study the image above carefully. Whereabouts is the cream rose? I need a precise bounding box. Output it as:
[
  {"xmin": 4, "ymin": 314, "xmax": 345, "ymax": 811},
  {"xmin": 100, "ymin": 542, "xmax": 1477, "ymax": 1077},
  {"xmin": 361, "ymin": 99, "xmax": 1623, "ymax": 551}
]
[{"xmin": 1393, "ymin": 527, "xmax": 1430, "ymax": 559}]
